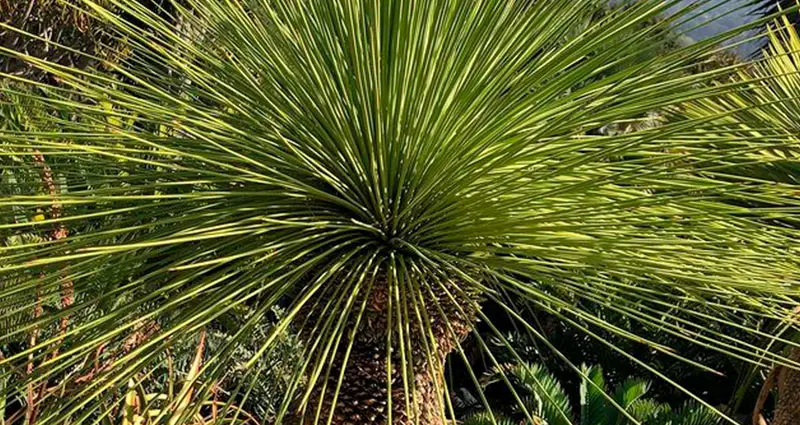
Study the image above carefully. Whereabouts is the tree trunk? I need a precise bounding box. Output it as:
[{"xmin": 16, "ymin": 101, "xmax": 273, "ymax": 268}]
[
  {"xmin": 298, "ymin": 345, "xmax": 447, "ymax": 425},
  {"xmin": 774, "ymin": 347, "xmax": 800, "ymax": 425},
  {"xmin": 294, "ymin": 278, "xmax": 478, "ymax": 425}
]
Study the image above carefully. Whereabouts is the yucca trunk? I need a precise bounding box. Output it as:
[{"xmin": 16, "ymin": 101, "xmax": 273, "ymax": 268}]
[
  {"xmin": 773, "ymin": 347, "xmax": 800, "ymax": 425},
  {"xmin": 299, "ymin": 342, "xmax": 447, "ymax": 425},
  {"xmin": 296, "ymin": 280, "xmax": 476, "ymax": 425}
]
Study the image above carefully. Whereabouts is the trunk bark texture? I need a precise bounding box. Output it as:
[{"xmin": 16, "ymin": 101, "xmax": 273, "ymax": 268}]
[
  {"xmin": 295, "ymin": 278, "xmax": 478, "ymax": 425},
  {"xmin": 299, "ymin": 345, "xmax": 447, "ymax": 425},
  {"xmin": 774, "ymin": 347, "xmax": 800, "ymax": 425}
]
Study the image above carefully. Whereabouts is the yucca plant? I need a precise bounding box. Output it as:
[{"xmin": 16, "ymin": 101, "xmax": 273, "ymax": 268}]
[{"xmin": 1, "ymin": 1, "xmax": 800, "ymax": 424}]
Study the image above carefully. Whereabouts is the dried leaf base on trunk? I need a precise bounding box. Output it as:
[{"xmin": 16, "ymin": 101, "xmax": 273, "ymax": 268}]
[
  {"xmin": 296, "ymin": 346, "xmax": 447, "ymax": 425},
  {"xmin": 293, "ymin": 278, "xmax": 479, "ymax": 425},
  {"xmin": 774, "ymin": 347, "xmax": 800, "ymax": 425}
]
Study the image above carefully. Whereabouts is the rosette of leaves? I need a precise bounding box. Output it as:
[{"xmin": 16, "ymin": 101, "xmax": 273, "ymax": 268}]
[{"xmin": 1, "ymin": 1, "xmax": 800, "ymax": 425}]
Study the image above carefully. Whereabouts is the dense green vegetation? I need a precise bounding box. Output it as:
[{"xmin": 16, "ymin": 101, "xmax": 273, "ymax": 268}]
[
  {"xmin": 461, "ymin": 359, "xmax": 719, "ymax": 425},
  {"xmin": 1, "ymin": 1, "xmax": 799, "ymax": 424}
]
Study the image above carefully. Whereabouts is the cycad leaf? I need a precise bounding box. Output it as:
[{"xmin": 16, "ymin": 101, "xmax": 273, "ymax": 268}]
[
  {"xmin": 669, "ymin": 402, "xmax": 721, "ymax": 425},
  {"xmin": 580, "ymin": 365, "xmax": 610, "ymax": 425},
  {"xmin": 628, "ymin": 399, "xmax": 672, "ymax": 424},
  {"xmin": 611, "ymin": 378, "xmax": 651, "ymax": 424},
  {"xmin": 463, "ymin": 412, "xmax": 518, "ymax": 425},
  {"xmin": 489, "ymin": 362, "xmax": 574, "ymax": 425}
]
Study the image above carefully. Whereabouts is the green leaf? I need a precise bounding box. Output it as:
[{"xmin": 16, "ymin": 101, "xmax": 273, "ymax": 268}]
[{"xmin": 0, "ymin": 0, "xmax": 798, "ymax": 423}]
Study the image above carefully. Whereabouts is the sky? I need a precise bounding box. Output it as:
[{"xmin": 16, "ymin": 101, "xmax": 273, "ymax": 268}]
[{"xmin": 673, "ymin": 0, "xmax": 761, "ymax": 56}]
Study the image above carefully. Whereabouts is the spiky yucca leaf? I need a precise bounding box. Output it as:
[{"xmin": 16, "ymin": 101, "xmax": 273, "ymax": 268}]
[
  {"xmin": 683, "ymin": 12, "xmax": 800, "ymax": 171},
  {"xmin": 1, "ymin": 0, "xmax": 799, "ymax": 424},
  {"xmin": 751, "ymin": 1, "xmax": 799, "ymax": 47}
]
